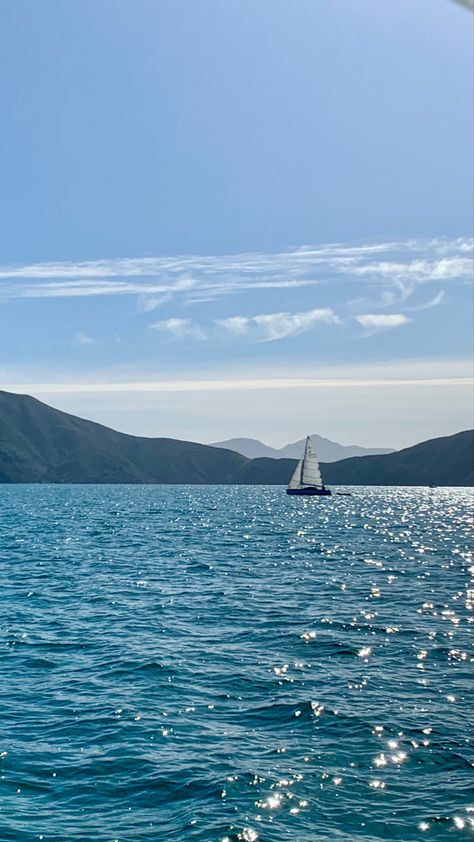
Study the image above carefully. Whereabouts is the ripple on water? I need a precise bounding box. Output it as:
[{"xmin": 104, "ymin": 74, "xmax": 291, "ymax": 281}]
[{"xmin": 0, "ymin": 485, "xmax": 472, "ymax": 841}]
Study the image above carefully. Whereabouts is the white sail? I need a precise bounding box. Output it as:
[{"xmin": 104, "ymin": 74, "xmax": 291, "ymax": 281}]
[
  {"xmin": 288, "ymin": 458, "xmax": 303, "ymax": 489},
  {"xmin": 301, "ymin": 436, "xmax": 323, "ymax": 487}
]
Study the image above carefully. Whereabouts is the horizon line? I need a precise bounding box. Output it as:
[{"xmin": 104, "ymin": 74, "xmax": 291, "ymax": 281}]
[{"xmin": 2, "ymin": 376, "xmax": 473, "ymax": 395}]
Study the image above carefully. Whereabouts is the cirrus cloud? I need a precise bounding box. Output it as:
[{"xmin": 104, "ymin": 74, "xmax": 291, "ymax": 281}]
[
  {"xmin": 74, "ymin": 331, "xmax": 95, "ymax": 345},
  {"xmin": 355, "ymin": 313, "xmax": 411, "ymax": 330},
  {"xmin": 0, "ymin": 238, "xmax": 470, "ymax": 308},
  {"xmin": 216, "ymin": 307, "xmax": 341, "ymax": 342},
  {"xmin": 150, "ymin": 317, "xmax": 206, "ymax": 339}
]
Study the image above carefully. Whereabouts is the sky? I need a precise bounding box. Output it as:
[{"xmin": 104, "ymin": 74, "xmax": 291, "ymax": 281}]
[{"xmin": 0, "ymin": 0, "xmax": 472, "ymax": 448}]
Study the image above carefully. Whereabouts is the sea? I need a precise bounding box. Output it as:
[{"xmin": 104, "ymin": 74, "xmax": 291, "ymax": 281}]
[{"xmin": 0, "ymin": 485, "xmax": 472, "ymax": 842}]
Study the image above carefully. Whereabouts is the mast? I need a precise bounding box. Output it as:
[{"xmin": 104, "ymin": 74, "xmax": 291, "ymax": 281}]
[{"xmin": 298, "ymin": 436, "xmax": 308, "ymax": 486}]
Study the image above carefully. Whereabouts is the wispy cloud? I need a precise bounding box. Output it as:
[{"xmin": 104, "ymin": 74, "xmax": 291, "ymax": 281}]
[
  {"xmin": 0, "ymin": 238, "xmax": 470, "ymax": 308},
  {"xmin": 351, "ymin": 255, "xmax": 472, "ymax": 308},
  {"xmin": 356, "ymin": 313, "xmax": 410, "ymax": 331},
  {"xmin": 3, "ymin": 358, "xmax": 472, "ymax": 400},
  {"xmin": 353, "ymin": 256, "xmax": 472, "ymax": 284},
  {"xmin": 407, "ymin": 290, "xmax": 445, "ymax": 312},
  {"xmin": 0, "ymin": 245, "xmax": 397, "ymax": 280},
  {"xmin": 216, "ymin": 316, "xmax": 250, "ymax": 336},
  {"xmin": 74, "ymin": 331, "xmax": 95, "ymax": 345},
  {"xmin": 217, "ymin": 308, "xmax": 340, "ymax": 342},
  {"xmin": 150, "ymin": 317, "xmax": 206, "ymax": 340},
  {"xmin": 3, "ymin": 375, "xmax": 471, "ymax": 395},
  {"xmin": 136, "ymin": 292, "xmax": 173, "ymax": 313},
  {"xmin": 147, "ymin": 308, "xmax": 340, "ymax": 343}
]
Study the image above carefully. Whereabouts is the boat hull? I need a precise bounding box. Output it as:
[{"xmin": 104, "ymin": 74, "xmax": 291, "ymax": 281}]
[{"xmin": 286, "ymin": 487, "xmax": 332, "ymax": 496}]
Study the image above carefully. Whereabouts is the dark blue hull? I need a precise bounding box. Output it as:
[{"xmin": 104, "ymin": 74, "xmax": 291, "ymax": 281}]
[{"xmin": 286, "ymin": 487, "xmax": 332, "ymax": 496}]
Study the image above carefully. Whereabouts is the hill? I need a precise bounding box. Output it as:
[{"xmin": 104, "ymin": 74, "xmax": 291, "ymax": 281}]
[
  {"xmin": 0, "ymin": 390, "xmax": 251, "ymax": 483},
  {"xmin": 210, "ymin": 434, "xmax": 394, "ymax": 462},
  {"xmin": 324, "ymin": 430, "xmax": 473, "ymax": 487},
  {"xmin": 0, "ymin": 391, "xmax": 472, "ymax": 486}
]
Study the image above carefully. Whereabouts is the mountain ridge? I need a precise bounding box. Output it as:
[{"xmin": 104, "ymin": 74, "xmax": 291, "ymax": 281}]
[
  {"xmin": 209, "ymin": 435, "xmax": 394, "ymax": 462},
  {"xmin": 0, "ymin": 390, "xmax": 472, "ymax": 486}
]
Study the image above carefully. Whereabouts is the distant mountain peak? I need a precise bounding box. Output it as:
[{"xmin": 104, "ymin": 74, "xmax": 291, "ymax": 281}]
[{"xmin": 209, "ymin": 434, "xmax": 395, "ymax": 463}]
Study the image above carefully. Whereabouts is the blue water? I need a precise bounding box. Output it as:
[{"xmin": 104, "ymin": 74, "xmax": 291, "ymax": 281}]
[{"xmin": 0, "ymin": 485, "xmax": 472, "ymax": 842}]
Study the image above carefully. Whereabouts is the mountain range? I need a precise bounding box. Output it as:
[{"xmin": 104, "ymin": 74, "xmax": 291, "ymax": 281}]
[
  {"xmin": 210, "ymin": 435, "xmax": 394, "ymax": 462},
  {"xmin": 0, "ymin": 390, "xmax": 472, "ymax": 486}
]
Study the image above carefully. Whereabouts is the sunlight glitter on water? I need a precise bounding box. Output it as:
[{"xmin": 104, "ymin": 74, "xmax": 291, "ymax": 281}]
[{"xmin": 0, "ymin": 485, "xmax": 472, "ymax": 841}]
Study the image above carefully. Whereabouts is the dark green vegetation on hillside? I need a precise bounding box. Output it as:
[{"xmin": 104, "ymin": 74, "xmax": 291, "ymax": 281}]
[
  {"xmin": 324, "ymin": 430, "xmax": 473, "ymax": 488},
  {"xmin": 0, "ymin": 391, "xmax": 472, "ymax": 485},
  {"xmin": 0, "ymin": 391, "xmax": 251, "ymax": 483}
]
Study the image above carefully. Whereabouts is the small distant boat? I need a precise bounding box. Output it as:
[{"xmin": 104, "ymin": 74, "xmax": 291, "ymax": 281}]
[
  {"xmin": 336, "ymin": 491, "xmax": 352, "ymax": 496},
  {"xmin": 286, "ymin": 435, "xmax": 332, "ymax": 496}
]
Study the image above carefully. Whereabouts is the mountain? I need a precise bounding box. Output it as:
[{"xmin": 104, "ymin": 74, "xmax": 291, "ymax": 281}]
[
  {"xmin": 323, "ymin": 430, "xmax": 473, "ymax": 487},
  {"xmin": 276, "ymin": 435, "xmax": 394, "ymax": 461},
  {"xmin": 0, "ymin": 390, "xmax": 300, "ymax": 485},
  {"xmin": 0, "ymin": 390, "xmax": 472, "ymax": 486},
  {"xmin": 210, "ymin": 434, "xmax": 394, "ymax": 462},
  {"xmin": 210, "ymin": 437, "xmax": 277, "ymax": 460},
  {"xmin": 0, "ymin": 390, "xmax": 250, "ymax": 484}
]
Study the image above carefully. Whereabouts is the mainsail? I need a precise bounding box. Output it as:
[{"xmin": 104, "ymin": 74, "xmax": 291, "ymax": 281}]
[
  {"xmin": 301, "ymin": 437, "xmax": 323, "ymax": 487},
  {"xmin": 287, "ymin": 436, "xmax": 324, "ymax": 489}
]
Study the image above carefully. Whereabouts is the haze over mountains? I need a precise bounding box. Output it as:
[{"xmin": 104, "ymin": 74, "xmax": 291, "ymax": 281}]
[
  {"xmin": 0, "ymin": 390, "xmax": 472, "ymax": 486},
  {"xmin": 210, "ymin": 436, "xmax": 394, "ymax": 462}
]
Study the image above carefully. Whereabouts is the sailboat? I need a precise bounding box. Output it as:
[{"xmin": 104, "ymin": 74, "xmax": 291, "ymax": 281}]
[{"xmin": 286, "ymin": 435, "xmax": 332, "ymax": 496}]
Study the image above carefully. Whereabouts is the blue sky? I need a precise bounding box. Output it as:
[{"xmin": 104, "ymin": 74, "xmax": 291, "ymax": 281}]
[{"xmin": 0, "ymin": 0, "xmax": 472, "ymax": 447}]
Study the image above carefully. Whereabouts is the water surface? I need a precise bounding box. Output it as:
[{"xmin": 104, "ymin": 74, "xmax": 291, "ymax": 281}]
[{"xmin": 0, "ymin": 485, "xmax": 472, "ymax": 841}]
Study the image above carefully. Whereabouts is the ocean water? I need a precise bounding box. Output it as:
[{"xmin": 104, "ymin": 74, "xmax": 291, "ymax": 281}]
[{"xmin": 0, "ymin": 485, "xmax": 472, "ymax": 842}]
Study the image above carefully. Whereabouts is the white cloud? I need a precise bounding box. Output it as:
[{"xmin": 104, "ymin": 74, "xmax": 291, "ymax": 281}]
[
  {"xmin": 74, "ymin": 331, "xmax": 95, "ymax": 345},
  {"xmin": 356, "ymin": 313, "xmax": 410, "ymax": 330},
  {"xmin": 3, "ymin": 357, "xmax": 472, "ymax": 407},
  {"xmin": 0, "ymin": 245, "xmax": 398, "ymax": 280},
  {"xmin": 0, "ymin": 238, "xmax": 470, "ymax": 306},
  {"xmin": 216, "ymin": 316, "xmax": 250, "ymax": 336},
  {"xmin": 353, "ymin": 257, "xmax": 472, "ymax": 284},
  {"xmin": 150, "ymin": 317, "xmax": 206, "ymax": 339},
  {"xmin": 136, "ymin": 292, "xmax": 172, "ymax": 313},
  {"xmin": 217, "ymin": 308, "xmax": 340, "ymax": 342},
  {"xmin": 254, "ymin": 308, "xmax": 340, "ymax": 341},
  {"xmin": 4, "ymin": 374, "xmax": 472, "ymax": 395},
  {"xmin": 407, "ymin": 290, "xmax": 445, "ymax": 312}
]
